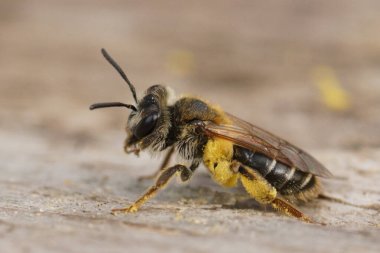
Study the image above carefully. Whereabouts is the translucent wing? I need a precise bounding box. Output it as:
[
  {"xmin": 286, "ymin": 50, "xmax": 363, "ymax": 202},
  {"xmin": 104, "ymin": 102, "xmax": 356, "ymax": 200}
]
[{"xmin": 203, "ymin": 113, "xmax": 332, "ymax": 177}]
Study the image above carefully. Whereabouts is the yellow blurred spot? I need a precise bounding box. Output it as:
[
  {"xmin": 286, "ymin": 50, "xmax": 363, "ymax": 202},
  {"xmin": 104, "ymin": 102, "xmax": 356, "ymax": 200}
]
[
  {"xmin": 312, "ymin": 66, "xmax": 351, "ymax": 111},
  {"xmin": 175, "ymin": 210, "xmax": 184, "ymax": 221},
  {"xmin": 166, "ymin": 49, "xmax": 194, "ymax": 77},
  {"xmin": 64, "ymin": 179, "xmax": 73, "ymax": 186}
]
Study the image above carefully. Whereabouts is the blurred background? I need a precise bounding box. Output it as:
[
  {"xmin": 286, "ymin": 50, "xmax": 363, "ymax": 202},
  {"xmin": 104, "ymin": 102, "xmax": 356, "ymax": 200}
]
[{"xmin": 1, "ymin": 0, "xmax": 380, "ymax": 152}]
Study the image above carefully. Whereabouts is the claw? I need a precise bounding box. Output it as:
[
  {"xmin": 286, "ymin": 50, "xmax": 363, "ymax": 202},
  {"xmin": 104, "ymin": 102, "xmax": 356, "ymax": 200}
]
[{"xmin": 111, "ymin": 205, "xmax": 138, "ymax": 215}]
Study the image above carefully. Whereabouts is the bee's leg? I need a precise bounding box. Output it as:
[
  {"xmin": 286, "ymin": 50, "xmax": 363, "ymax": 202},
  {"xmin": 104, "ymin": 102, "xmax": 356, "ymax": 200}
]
[
  {"xmin": 270, "ymin": 198, "xmax": 313, "ymax": 223},
  {"xmin": 137, "ymin": 147, "xmax": 175, "ymax": 181},
  {"xmin": 111, "ymin": 163, "xmax": 194, "ymax": 214},
  {"xmin": 238, "ymin": 165, "xmax": 313, "ymax": 223}
]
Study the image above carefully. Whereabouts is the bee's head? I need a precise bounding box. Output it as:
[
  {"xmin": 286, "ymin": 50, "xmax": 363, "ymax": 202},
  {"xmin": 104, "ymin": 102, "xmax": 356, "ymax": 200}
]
[{"xmin": 90, "ymin": 49, "xmax": 171, "ymax": 154}]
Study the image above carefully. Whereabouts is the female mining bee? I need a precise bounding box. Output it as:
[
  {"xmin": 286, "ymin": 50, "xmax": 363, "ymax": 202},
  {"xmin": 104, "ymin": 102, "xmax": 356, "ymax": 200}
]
[{"xmin": 90, "ymin": 48, "xmax": 332, "ymax": 222}]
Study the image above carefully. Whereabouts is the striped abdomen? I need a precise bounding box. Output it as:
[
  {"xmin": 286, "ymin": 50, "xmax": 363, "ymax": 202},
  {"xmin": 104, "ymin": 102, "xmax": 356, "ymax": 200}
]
[{"xmin": 233, "ymin": 146, "xmax": 317, "ymax": 196}]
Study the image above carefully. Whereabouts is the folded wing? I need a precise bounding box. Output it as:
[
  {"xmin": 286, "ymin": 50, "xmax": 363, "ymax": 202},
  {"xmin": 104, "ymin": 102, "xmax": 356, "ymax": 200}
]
[{"xmin": 203, "ymin": 113, "xmax": 332, "ymax": 178}]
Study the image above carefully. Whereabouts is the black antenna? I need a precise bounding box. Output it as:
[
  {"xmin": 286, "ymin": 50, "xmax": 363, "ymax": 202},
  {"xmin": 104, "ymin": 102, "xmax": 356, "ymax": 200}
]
[
  {"xmin": 101, "ymin": 48, "xmax": 138, "ymax": 104},
  {"xmin": 89, "ymin": 102, "xmax": 137, "ymax": 111}
]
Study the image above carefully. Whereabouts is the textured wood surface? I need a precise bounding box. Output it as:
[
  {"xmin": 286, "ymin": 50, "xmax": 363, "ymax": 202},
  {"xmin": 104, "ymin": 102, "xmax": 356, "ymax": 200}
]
[
  {"xmin": 1, "ymin": 129, "xmax": 379, "ymax": 253},
  {"xmin": 0, "ymin": 1, "xmax": 379, "ymax": 252}
]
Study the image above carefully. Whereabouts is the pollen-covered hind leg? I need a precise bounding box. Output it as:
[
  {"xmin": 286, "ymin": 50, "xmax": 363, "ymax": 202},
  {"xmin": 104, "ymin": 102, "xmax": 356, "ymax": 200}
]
[
  {"xmin": 112, "ymin": 164, "xmax": 192, "ymax": 214},
  {"xmin": 239, "ymin": 165, "xmax": 314, "ymax": 223}
]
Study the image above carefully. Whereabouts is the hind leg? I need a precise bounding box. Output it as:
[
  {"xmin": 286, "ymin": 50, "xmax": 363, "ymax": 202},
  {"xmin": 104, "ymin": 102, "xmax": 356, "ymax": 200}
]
[{"xmin": 239, "ymin": 165, "xmax": 313, "ymax": 223}]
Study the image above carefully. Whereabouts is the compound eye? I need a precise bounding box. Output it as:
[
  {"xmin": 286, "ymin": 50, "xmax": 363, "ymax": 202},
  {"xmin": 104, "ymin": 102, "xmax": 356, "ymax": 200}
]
[{"xmin": 133, "ymin": 113, "xmax": 159, "ymax": 139}]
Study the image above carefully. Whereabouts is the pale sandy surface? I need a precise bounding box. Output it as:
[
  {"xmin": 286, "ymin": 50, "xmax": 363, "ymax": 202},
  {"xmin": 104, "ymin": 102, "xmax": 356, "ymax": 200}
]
[{"xmin": 0, "ymin": 1, "xmax": 380, "ymax": 252}]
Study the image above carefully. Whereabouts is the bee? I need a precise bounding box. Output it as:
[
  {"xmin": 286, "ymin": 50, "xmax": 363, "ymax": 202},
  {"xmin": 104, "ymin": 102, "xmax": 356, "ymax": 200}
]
[{"xmin": 90, "ymin": 48, "xmax": 332, "ymax": 222}]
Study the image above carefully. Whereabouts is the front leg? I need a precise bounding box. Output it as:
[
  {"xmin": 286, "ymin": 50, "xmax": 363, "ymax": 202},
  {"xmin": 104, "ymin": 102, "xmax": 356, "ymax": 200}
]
[
  {"xmin": 112, "ymin": 163, "xmax": 194, "ymax": 214},
  {"xmin": 137, "ymin": 147, "xmax": 175, "ymax": 181}
]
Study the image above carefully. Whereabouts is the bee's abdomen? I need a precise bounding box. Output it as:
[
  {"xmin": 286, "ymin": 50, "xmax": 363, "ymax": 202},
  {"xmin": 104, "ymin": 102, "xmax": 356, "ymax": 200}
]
[{"xmin": 233, "ymin": 146, "xmax": 316, "ymax": 195}]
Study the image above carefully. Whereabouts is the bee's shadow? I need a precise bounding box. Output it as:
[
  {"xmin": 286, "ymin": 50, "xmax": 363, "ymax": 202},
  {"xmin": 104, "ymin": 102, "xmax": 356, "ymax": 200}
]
[
  {"xmin": 131, "ymin": 171, "xmax": 268, "ymax": 211},
  {"xmin": 121, "ymin": 170, "xmax": 324, "ymax": 214}
]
